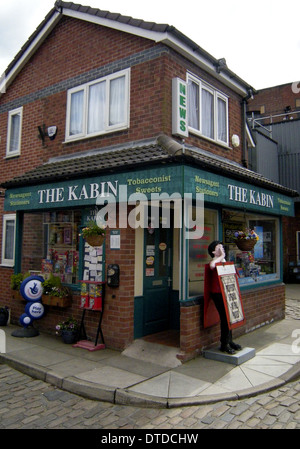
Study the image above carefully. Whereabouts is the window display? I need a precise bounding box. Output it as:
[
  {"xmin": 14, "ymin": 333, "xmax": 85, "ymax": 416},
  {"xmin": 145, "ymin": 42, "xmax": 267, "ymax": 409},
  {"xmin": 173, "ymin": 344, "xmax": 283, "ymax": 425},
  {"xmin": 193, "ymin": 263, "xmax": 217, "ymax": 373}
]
[
  {"xmin": 223, "ymin": 210, "xmax": 279, "ymax": 285},
  {"xmin": 43, "ymin": 211, "xmax": 81, "ymax": 284}
]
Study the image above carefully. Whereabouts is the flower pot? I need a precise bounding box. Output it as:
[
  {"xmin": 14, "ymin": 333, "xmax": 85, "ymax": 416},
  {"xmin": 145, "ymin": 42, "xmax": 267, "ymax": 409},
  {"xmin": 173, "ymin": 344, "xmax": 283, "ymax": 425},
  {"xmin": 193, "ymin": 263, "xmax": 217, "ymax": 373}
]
[
  {"xmin": 85, "ymin": 234, "xmax": 105, "ymax": 247},
  {"xmin": 0, "ymin": 309, "xmax": 9, "ymax": 326},
  {"xmin": 235, "ymin": 239, "xmax": 257, "ymax": 251},
  {"xmin": 61, "ymin": 330, "xmax": 78, "ymax": 344}
]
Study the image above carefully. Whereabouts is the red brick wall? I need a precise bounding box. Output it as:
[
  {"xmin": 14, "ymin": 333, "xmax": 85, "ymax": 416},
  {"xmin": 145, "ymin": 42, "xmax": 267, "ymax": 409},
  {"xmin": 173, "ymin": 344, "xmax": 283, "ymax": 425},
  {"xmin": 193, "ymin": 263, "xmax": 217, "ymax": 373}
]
[
  {"xmin": 179, "ymin": 284, "xmax": 285, "ymax": 360},
  {"xmin": 0, "ymin": 15, "xmax": 250, "ymax": 350},
  {"xmin": 247, "ymin": 83, "xmax": 300, "ymax": 121},
  {"xmin": 0, "ymin": 17, "xmax": 246, "ymax": 184},
  {"xmin": 5, "ymin": 219, "xmax": 135, "ymax": 350}
]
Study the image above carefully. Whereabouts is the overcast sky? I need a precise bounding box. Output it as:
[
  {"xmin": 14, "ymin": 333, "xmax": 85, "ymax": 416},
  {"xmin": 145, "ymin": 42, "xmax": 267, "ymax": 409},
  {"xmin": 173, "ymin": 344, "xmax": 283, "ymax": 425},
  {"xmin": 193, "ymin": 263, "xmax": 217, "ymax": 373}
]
[{"xmin": 0, "ymin": 0, "xmax": 299, "ymax": 90}]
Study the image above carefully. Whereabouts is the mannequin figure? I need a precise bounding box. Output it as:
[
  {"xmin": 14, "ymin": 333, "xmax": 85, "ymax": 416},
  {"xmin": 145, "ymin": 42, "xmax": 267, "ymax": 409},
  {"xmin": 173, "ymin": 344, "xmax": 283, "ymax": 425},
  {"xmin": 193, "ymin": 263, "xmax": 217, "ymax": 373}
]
[{"xmin": 207, "ymin": 240, "xmax": 242, "ymax": 354}]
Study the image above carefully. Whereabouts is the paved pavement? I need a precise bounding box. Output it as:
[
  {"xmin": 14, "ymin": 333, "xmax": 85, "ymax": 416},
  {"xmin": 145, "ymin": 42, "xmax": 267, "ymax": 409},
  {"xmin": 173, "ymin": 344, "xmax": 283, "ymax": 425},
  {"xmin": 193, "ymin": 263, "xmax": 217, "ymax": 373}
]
[{"xmin": 0, "ymin": 284, "xmax": 299, "ymax": 410}]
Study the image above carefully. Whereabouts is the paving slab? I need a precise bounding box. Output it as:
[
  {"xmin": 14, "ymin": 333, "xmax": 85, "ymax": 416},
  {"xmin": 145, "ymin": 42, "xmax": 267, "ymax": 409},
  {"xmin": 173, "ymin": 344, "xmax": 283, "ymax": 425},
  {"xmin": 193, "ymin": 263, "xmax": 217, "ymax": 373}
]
[
  {"xmin": 75, "ymin": 365, "xmax": 146, "ymax": 389},
  {"xmin": 203, "ymin": 347, "xmax": 255, "ymax": 365}
]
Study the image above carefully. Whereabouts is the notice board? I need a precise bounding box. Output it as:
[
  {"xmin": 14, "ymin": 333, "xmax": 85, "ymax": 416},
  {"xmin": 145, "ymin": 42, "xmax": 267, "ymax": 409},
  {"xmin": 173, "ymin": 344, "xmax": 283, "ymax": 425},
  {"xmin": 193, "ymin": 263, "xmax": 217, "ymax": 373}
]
[{"xmin": 216, "ymin": 262, "xmax": 245, "ymax": 330}]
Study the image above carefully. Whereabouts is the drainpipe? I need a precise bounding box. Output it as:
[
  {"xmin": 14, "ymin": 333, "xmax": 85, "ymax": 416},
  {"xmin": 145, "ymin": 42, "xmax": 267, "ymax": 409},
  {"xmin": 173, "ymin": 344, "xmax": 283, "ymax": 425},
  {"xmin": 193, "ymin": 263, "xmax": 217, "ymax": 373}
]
[
  {"xmin": 242, "ymin": 89, "xmax": 254, "ymax": 168},
  {"xmin": 242, "ymin": 99, "xmax": 248, "ymax": 168}
]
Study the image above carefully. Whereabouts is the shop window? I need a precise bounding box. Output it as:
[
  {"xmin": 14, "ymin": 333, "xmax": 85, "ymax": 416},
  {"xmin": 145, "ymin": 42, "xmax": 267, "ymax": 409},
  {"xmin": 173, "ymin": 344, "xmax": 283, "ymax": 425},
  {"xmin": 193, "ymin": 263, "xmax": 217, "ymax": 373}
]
[
  {"xmin": 1, "ymin": 214, "xmax": 16, "ymax": 266},
  {"xmin": 223, "ymin": 210, "xmax": 279, "ymax": 285},
  {"xmin": 42, "ymin": 211, "xmax": 81, "ymax": 284},
  {"xmin": 18, "ymin": 211, "xmax": 80, "ymax": 285},
  {"xmin": 187, "ymin": 73, "xmax": 229, "ymax": 146},
  {"xmin": 65, "ymin": 68, "xmax": 130, "ymax": 141},
  {"xmin": 6, "ymin": 107, "xmax": 22, "ymax": 157},
  {"xmin": 188, "ymin": 209, "xmax": 218, "ymax": 297}
]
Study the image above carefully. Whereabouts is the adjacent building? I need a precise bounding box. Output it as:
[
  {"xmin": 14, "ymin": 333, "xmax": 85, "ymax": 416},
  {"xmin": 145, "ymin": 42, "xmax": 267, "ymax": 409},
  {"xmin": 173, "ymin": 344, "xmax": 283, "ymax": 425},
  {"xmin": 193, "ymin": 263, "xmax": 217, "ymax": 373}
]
[{"xmin": 247, "ymin": 83, "xmax": 300, "ymax": 282}]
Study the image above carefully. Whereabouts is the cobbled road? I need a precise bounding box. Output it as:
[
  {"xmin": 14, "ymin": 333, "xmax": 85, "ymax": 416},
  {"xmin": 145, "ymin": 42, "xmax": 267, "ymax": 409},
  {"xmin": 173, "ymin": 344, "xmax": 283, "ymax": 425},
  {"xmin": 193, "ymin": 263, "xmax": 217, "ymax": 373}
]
[{"xmin": 0, "ymin": 363, "xmax": 299, "ymax": 429}]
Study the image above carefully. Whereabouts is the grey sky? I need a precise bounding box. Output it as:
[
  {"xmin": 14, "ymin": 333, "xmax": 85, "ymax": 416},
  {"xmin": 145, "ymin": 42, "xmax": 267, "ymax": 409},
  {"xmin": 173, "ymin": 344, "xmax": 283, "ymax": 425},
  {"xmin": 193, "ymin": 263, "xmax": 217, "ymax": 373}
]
[{"xmin": 0, "ymin": 0, "xmax": 299, "ymax": 90}]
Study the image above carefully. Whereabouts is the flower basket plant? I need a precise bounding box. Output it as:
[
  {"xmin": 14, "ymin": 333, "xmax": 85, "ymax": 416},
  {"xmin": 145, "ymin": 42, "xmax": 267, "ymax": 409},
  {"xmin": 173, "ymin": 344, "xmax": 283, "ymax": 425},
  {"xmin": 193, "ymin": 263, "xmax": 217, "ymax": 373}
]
[
  {"xmin": 234, "ymin": 229, "xmax": 259, "ymax": 251},
  {"xmin": 56, "ymin": 317, "xmax": 79, "ymax": 344},
  {"xmin": 81, "ymin": 220, "xmax": 106, "ymax": 247},
  {"xmin": 42, "ymin": 274, "xmax": 71, "ymax": 307}
]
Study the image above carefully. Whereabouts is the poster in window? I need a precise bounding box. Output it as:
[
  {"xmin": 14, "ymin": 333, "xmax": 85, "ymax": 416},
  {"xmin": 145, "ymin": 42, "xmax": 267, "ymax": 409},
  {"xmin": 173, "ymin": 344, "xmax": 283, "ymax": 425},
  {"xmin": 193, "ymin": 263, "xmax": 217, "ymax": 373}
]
[{"xmin": 216, "ymin": 262, "xmax": 245, "ymax": 329}]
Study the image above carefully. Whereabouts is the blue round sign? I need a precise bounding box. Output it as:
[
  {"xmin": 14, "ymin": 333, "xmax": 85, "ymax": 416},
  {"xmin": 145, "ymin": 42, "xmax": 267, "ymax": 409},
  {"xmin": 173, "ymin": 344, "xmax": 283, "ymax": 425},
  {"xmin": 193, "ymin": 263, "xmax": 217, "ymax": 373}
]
[
  {"xmin": 20, "ymin": 276, "xmax": 44, "ymax": 302},
  {"xmin": 25, "ymin": 301, "xmax": 45, "ymax": 320},
  {"xmin": 19, "ymin": 313, "xmax": 32, "ymax": 328}
]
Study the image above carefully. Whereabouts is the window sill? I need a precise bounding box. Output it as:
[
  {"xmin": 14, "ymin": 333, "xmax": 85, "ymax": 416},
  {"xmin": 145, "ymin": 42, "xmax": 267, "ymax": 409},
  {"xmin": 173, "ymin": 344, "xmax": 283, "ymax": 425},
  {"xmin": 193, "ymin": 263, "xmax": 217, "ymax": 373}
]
[
  {"xmin": 188, "ymin": 128, "xmax": 231, "ymax": 150},
  {"xmin": 239, "ymin": 274, "xmax": 280, "ymax": 288},
  {"xmin": 63, "ymin": 125, "xmax": 129, "ymax": 144},
  {"xmin": 5, "ymin": 153, "xmax": 20, "ymax": 159}
]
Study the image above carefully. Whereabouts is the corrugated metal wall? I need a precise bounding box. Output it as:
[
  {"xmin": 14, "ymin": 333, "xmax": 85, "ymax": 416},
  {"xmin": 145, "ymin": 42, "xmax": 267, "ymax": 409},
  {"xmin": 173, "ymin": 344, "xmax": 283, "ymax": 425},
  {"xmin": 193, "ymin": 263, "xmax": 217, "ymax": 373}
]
[
  {"xmin": 249, "ymin": 119, "xmax": 300, "ymax": 197},
  {"xmin": 249, "ymin": 129, "xmax": 279, "ymax": 183},
  {"xmin": 272, "ymin": 120, "xmax": 300, "ymax": 194}
]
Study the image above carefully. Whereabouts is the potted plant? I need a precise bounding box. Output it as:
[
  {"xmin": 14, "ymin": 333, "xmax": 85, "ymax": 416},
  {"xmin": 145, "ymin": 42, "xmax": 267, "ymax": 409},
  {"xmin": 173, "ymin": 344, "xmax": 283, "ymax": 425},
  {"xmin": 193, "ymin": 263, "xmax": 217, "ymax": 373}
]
[
  {"xmin": 233, "ymin": 228, "xmax": 259, "ymax": 251},
  {"xmin": 42, "ymin": 274, "xmax": 72, "ymax": 308},
  {"xmin": 55, "ymin": 317, "xmax": 79, "ymax": 344},
  {"xmin": 0, "ymin": 306, "xmax": 9, "ymax": 326},
  {"xmin": 10, "ymin": 272, "xmax": 30, "ymax": 300},
  {"xmin": 80, "ymin": 220, "xmax": 106, "ymax": 247}
]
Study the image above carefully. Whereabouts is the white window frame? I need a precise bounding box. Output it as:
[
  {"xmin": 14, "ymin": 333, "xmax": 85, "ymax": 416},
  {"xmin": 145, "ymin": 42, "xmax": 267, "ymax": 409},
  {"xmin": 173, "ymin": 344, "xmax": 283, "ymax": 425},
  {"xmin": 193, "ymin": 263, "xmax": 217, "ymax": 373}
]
[
  {"xmin": 187, "ymin": 73, "xmax": 229, "ymax": 146},
  {"xmin": 1, "ymin": 214, "xmax": 16, "ymax": 267},
  {"xmin": 65, "ymin": 68, "xmax": 130, "ymax": 141},
  {"xmin": 6, "ymin": 107, "xmax": 23, "ymax": 157}
]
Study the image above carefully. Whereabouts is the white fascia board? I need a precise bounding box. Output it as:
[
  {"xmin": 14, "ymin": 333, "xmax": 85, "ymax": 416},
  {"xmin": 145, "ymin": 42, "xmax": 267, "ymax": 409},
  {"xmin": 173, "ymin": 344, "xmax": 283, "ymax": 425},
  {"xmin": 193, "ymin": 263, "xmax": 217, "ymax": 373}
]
[
  {"xmin": 0, "ymin": 11, "xmax": 61, "ymax": 94},
  {"xmin": 64, "ymin": 9, "xmax": 249, "ymax": 97},
  {"xmin": 63, "ymin": 9, "xmax": 167, "ymax": 43}
]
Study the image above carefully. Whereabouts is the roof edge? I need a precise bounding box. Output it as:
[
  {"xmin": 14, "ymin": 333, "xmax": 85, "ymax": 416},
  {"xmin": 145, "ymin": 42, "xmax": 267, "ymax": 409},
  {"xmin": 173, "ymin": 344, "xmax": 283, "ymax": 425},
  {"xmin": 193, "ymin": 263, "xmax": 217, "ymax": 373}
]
[{"xmin": 1, "ymin": 1, "xmax": 255, "ymax": 97}]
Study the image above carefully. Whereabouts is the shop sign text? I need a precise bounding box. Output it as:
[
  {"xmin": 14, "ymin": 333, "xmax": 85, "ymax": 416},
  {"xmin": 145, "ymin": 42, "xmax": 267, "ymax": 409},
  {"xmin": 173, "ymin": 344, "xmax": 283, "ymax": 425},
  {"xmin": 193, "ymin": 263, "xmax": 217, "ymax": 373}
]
[{"xmin": 228, "ymin": 184, "xmax": 274, "ymax": 208}]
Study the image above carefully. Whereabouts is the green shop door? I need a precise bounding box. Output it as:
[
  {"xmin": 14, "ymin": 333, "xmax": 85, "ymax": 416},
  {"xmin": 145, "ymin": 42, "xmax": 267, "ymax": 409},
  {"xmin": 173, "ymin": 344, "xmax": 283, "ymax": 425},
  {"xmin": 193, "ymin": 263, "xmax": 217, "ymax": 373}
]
[{"xmin": 143, "ymin": 210, "xmax": 172, "ymax": 336}]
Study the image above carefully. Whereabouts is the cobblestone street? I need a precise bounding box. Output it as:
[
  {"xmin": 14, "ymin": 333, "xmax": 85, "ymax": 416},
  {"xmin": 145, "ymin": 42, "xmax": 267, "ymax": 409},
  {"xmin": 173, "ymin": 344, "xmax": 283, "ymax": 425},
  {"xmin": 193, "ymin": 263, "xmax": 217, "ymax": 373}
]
[
  {"xmin": 0, "ymin": 363, "xmax": 299, "ymax": 429},
  {"xmin": 1, "ymin": 295, "xmax": 299, "ymax": 430}
]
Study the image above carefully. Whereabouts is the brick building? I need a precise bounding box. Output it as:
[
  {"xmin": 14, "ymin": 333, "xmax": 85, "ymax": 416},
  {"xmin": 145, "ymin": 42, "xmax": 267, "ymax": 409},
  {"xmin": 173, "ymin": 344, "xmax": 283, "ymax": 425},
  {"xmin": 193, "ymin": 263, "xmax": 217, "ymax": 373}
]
[{"xmin": 0, "ymin": 2, "xmax": 297, "ymax": 359}]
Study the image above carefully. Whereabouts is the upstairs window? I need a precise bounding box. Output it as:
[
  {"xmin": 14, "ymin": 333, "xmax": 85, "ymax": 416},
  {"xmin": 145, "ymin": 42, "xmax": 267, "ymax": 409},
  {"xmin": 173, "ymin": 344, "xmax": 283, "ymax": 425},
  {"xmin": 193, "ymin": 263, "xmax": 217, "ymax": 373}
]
[
  {"xmin": 66, "ymin": 69, "xmax": 130, "ymax": 141},
  {"xmin": 2, "ymin": 214, "xmax": 16, "ymax": 266},
  {"xmin": 187, "ymin": 74, "xmax": 228, "ymax": 146},
  {"xmin": 6, "ymin": 107, "xmax": 22, "ymax": 157}
]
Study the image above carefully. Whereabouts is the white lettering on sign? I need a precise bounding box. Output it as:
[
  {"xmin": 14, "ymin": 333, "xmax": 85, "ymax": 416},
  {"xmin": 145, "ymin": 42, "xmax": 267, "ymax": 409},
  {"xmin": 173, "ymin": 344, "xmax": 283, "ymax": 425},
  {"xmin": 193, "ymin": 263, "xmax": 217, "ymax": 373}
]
[
  {"xmin": 228, "ymin": 184, "xmax": 274, "ymax": 208},
  {"xmin": 172, "ymin": 78, "xmax": 188, "ymax": 138},
  {"xmin": 38, "ymin": 181, "xmax": 118, "ymax": 204}
]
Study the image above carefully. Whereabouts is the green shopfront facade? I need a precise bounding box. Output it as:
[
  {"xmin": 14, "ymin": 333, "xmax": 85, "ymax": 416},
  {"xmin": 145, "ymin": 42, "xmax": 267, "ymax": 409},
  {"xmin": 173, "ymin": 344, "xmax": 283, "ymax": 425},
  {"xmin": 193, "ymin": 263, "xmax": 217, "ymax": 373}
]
[{"xmin": 4, "ymin": 162, "xmax": 295, "ymax": 355}]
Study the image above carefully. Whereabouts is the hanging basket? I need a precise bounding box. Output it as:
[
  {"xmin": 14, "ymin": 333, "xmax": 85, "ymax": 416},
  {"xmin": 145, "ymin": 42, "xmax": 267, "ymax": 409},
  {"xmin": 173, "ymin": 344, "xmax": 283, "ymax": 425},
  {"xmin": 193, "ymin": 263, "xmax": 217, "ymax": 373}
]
[
  {"xmin": 84, "ymin": 234, "xmax": 105, "ymax": 247},
  {"xmin": 235, "ymin": 239, "xmax": 257, "ymax": 251}
]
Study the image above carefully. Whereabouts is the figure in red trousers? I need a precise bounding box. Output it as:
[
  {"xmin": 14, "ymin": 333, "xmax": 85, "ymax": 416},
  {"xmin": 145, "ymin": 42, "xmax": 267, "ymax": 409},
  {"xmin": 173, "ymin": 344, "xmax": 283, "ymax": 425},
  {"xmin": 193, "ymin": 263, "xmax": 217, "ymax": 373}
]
[{"xmin": 207, "ymin": 240, "xmax": 242, "ymax": 354}]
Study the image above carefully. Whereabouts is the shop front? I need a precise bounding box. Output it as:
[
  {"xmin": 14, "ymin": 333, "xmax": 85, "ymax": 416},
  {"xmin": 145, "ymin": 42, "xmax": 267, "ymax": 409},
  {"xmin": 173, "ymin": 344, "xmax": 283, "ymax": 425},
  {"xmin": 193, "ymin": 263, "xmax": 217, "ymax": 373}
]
[{"xmin": 2, "ymin": 145, "xmax": 296, "ymax": 355}]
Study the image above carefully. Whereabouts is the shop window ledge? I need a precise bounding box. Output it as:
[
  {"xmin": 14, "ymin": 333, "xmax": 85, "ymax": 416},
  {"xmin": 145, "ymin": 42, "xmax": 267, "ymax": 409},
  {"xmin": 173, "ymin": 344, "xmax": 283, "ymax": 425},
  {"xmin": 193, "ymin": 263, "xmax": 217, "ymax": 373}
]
[{"xmin": 42, "ymin": 295, "xmax": 72, "ymax": 308}]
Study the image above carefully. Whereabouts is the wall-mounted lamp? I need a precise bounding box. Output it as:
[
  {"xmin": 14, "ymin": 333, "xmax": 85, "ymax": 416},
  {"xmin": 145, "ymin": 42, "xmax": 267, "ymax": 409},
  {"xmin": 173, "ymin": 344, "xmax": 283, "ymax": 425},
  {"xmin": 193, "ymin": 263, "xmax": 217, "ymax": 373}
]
[
  {"xmin": 231, "ymin": 134, "xmax": 240, "ymax": 148},
  {"xmin": 37, "ymin": 124, "xmax": 58, "ymax": 145}
]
